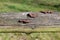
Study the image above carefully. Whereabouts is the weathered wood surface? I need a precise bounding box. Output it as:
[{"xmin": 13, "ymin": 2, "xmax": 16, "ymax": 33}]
[{"xmin": 0, "ymin": 12, "xmax": 60, "ymax": 27}]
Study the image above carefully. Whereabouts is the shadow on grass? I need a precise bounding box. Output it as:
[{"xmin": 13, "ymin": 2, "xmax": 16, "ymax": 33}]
[
  {"xmin": 53, "ymin": 4, "xmax": 60, "ymax": 8},
  {"xmin": 53, "ymin": 4, "xmax": 60, "ymax": 11},
  {"xmin": 39, "ymin": 3, "xmax": 60, "ymax": 8}
]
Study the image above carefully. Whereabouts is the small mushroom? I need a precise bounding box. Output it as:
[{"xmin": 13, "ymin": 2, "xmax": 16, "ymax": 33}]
[
  {"xmin": 40, "ymin": 10, "xmax": 53, "ymax": 14},
  {"xmin": 40, "ymin": 11, "xmax": 47, "ymax": 14},
  {"xmin": 27, "ymin": 13, "xmax": 38, "ymax": 18},
  {"xmin": 47, "ymin": 11, "xmax": 53, "ymax": 14},
  {"xmin": 18, "ymin": 19, "xmax": 30, "ymax": 23}
]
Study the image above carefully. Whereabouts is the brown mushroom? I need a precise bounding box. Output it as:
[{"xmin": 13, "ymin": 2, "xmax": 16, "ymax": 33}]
[
  {"xmin": 47, "ymin": 11, "xmax": 53, "ymax": 14},
  {"xmin": 40, "ymin": 11, "xmax": 53, "ymax": 14},
  {"xmin": 40, "ymin": 11, "xmax": 47, "ymax": 14},
  {"xmin": 27, "ymin": 13, "xmax": 38, "ymax": 18},
  {"xmin": 18, "ymin": 19, "xmax": 30, "ymax": 23}
]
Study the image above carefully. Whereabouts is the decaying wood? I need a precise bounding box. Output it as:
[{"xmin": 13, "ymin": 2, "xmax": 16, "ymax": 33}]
[{"xmin": 0, "ymin": 12, "xmax": 60, "ymax": 27}]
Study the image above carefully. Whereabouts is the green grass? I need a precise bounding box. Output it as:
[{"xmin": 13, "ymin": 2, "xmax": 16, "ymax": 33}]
[
  {"xmin": 0, "ymin": 0, "xmax": 60, "ymax": 12},
  {"xmin": 0, "ymin": 33, "xmax": 60, "ymax": 40},
  {"xmin": 0, "ymin": 2, "xmax": 47, "ymax": 12}
]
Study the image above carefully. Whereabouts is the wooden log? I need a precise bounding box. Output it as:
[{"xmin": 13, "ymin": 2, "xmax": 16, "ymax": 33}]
[
  {"xmin": 0, "ymin": 12, "xmax": 60, "ymax": 32},
  {"xmin": 0, "ymin": 12, "xmax": 60, "ymax": 27}
]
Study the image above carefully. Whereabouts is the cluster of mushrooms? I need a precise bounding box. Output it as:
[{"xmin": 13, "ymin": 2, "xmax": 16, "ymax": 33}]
[
  {"xmin": 40, "ymin": 10, "xmax": 53, "ymax": 14},
  {"xmin": 18, "ymin": 11, "xmax": 53, "ymax": 23}
]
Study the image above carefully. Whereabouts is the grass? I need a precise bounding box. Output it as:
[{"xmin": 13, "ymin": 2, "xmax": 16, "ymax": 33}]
[
  {"xmin": 0, "ymin": 2, "xmax": 45, "ymax": 12},
  {"xmin": 0, "ymin": 0, "xmax": 60, "ymax": 12},
  {"xmin": 0, "ymin": 2, "xmax": 39, "ymax": 12},
  {"xmin": 0, "ymin": 2, "xmax": 56, "ymax": 12},
  {"xmin": 0, "ymin": 32, "xmax": 60, "ymax": 40}
]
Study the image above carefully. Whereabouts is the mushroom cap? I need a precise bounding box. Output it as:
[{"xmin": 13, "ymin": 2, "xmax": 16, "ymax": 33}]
[
  {"xmin": 47, "ymin": 11, "xmax": 53, "ymax": 14},
  {"xmin": 40, "ymin": 11, "xmax": 53, "ymax": 14},
  {"xmin": 27, "ymin": 13, "xmax": 38, "ymax": 18},
  {"xmin": 18, "ymin": 19, "xmax": 30, "ymax": 23},
  {"xmin": 40, "ymin": 11, "xmax": 45, "ymax": 13}
]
